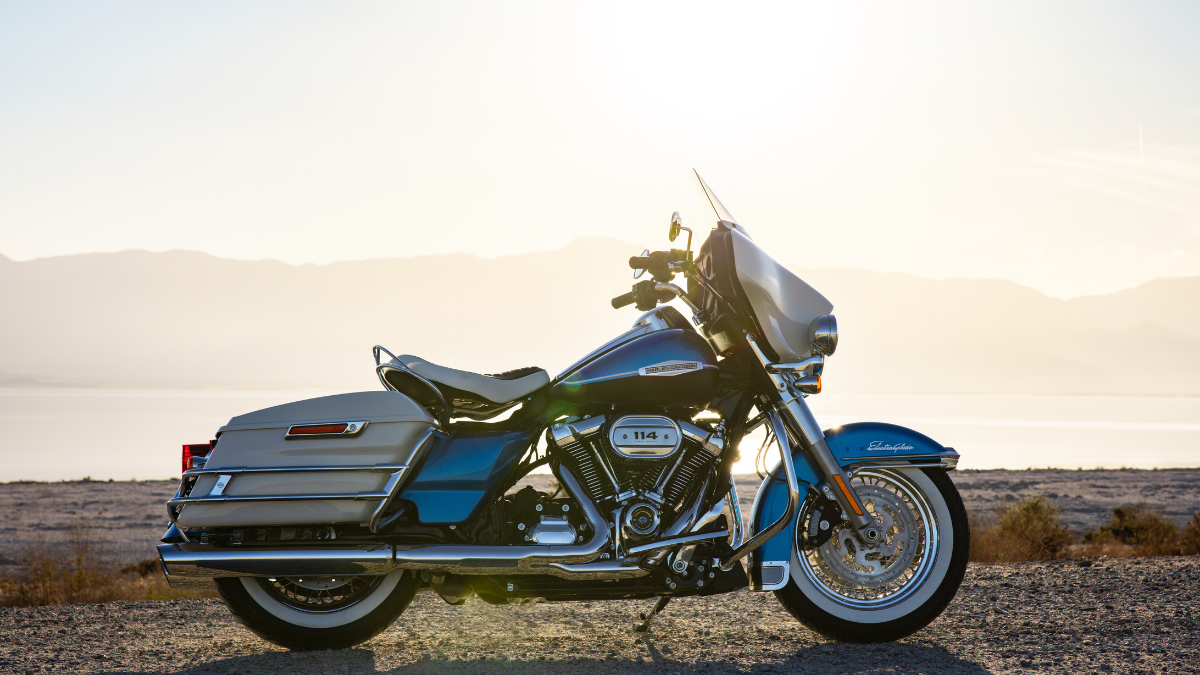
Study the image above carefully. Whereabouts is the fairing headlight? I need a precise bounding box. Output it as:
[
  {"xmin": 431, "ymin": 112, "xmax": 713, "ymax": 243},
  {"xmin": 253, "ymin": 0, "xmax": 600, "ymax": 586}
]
[{"xmin": 808, "ymin": 314, "xmax": 838, "ymax": 356}]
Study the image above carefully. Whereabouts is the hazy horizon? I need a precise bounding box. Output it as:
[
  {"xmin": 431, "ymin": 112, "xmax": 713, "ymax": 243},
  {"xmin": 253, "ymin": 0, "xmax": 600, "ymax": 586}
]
[
  {"xmin": 4, "ymin": 236, "xmax": 1200, "ymax": 302},
  {"xmin": 3, "ymin": 237, "xmax": 1199, "ymax": 397}
]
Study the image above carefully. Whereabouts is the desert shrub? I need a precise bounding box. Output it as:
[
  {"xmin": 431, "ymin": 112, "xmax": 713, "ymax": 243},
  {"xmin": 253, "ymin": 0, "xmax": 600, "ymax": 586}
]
[
  {"xmin": 969, "ymin": 496, "xmax": 1071, "ymax": 562},
  {"xmin": 0, "ymin": 522, "xmax": 214, "ymax": 607},
  {"xmin": 994, "ymin": 496, "xmax": 1072, "ymax": 561},
  {"xmin": 1084, "ymin": 503, "xmax": 1181, "ymax": 557},
  {"xmin": 1181, "ymin": 513, "xmax": 1200, "ymax": 556},
  {"xmin": 967, "ymin": 509, "xmax": 1006, "ymax": 563}
]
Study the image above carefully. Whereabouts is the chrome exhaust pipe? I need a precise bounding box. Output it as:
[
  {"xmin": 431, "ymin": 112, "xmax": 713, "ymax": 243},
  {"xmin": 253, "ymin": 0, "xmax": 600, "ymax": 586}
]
[
  {"xmin": 159, "ymin": 543, "xmax": 395, "ymax": 580},
  {"xmin": 386, "ymin": 466, "xmax": 611, "ymax": 575},
  {"xmin": 159, "ymin": 467, "xmax": 626, "ymax": 585}
]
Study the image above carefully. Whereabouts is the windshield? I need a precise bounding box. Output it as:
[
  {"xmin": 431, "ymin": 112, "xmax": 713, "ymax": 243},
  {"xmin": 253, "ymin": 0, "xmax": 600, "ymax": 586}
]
[
  {"xmin": 694, "ymin": 170, "xmax": 738, "ymax": 225},
  {"xmin": 686, "ymin": 172, "xmax": 831, "ymax": 362},
  {"xmin": 687, "ymin": 170, "xmax": 750, "ymax": 239}
]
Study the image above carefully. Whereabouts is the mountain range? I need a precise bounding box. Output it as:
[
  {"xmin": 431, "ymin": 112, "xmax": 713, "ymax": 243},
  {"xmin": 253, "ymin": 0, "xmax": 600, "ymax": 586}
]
[{"xmin": 2, "ymin": 237, "xmax": 1197, "ymax": 395}]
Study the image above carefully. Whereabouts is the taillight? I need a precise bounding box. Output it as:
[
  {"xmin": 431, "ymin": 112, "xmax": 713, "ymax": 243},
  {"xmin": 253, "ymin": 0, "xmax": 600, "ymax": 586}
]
[
  {"xmin": 182, "ymin": 439, "xmax": 216, "ymax": 473},
  {"xmin": 288, "ymin": 423, "xmax": 348, "ymax": 435}
]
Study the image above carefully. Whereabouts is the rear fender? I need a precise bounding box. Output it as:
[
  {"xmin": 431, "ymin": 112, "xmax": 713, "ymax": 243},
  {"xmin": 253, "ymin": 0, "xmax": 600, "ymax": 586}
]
[{"xmin": 747, "ymin": 422, "xmax": 959, "ymax": 591}]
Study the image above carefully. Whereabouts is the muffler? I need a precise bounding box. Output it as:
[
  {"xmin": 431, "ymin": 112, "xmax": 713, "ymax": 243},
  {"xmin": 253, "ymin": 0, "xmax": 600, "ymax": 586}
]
[{"xmin": 159, "ymin": 467, "xmax": 649, "ymax": 586}]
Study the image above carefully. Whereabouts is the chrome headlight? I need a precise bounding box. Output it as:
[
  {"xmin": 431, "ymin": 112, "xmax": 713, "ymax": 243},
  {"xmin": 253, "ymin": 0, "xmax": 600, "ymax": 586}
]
[{"xmin": 808, "ymin": 314, "xmax": 838, "ymax": 356}]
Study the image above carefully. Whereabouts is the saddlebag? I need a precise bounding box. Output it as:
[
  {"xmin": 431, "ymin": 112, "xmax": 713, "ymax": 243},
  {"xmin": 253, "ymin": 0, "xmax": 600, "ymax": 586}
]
[{"xmin": 174, "ymin": 391, "xmax": 437, "ymax": 529}]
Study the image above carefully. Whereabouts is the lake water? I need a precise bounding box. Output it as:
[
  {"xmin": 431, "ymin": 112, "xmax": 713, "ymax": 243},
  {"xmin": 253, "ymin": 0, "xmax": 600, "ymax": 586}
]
[{"xmin": 1, "ymin": 389, "xmax": 1197, "ymax": 482}]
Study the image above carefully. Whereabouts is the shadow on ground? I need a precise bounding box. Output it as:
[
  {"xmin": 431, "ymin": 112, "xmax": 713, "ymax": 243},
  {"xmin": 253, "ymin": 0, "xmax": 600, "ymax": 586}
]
[{"xmin": 99, "ymin": 642, "xmax": 996, "ymax": 675}]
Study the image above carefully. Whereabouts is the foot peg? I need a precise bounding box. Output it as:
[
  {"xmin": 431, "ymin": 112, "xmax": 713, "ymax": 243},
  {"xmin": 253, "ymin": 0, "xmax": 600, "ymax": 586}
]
[{"xmin": 634, "ymin": 595, "xmax": 671, "ymax": 632}]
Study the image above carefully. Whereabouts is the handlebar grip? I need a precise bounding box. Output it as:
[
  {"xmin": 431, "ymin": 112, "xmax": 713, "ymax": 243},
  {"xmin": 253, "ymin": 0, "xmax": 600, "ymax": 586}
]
[
  {"xmin": 611, "ymin": 291, "xmax": 636, "ymax": 309},
  {"xmin": 628, "ymin": 256, "xmax": 653, "ymax": 270}
]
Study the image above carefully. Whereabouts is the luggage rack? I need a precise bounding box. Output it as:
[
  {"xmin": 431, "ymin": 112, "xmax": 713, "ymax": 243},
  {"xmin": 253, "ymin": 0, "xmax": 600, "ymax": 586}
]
[{"xmin": 167, "ymin": 427, "xmax": 437, "ymax": 540}]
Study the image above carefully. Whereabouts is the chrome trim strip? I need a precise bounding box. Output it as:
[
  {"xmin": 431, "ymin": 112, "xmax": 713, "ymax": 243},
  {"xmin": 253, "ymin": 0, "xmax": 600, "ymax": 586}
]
[
  {"xmin": 170, "ymin": 491, "xmax": 395, "ymax": 505},
  {"xmin": 679, "ymin": 420, "xmax": 724, "ymax": 456},
  {"xmin": 718, "ymin": 411, "xmax": 800, "ymax": 570},
  {"xmin": 765, "ymin": 356, "xmax": 824, "ymax": 374},
  {"xmin": 546, "ymin": 561, "xmax": 650, "ymax": 580},
  {"xmin": 368, "ymin": 427, "xmax": 437, "ymax": 532},
  {"xmin": 725, "ymin": 474, "xmax": 745, "ymax": 550},
  {"xmin": 755, "ymin": 560, "xmax": 791, "ymax": 591},
  {"xmin": 548, "ymin": 415, "xmax": 605, "ymax": 447},
  {"xmin": 182, "ymin": 463, "xmax": 412, "ymax": 477},
  {"xmin": 653, "ymin": 282, "xmax": 702, "ymax": 315},
  {"xmin": 285, "ymin": 420, "xmax": 369, "ymax": 439},
  {"xmin": 843, "ymin": 458, "xmax": 957, "ymax": 471},
  {"xmin": 625, "ymin": 530, "xmax": 731, "ymax": 556},
  {"xmin": 208, "ymin": 475, "xmax": 231, "ymax": 497}
]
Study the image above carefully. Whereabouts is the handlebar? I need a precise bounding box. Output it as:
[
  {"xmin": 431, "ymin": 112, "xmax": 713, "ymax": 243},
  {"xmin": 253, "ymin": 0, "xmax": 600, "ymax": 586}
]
[
  {"xmin": 629, "ymin": 252, "xmax": 673, "ymax": 280},
  {"xmin": 611, "ymin": 290, "xmax": 637, "ymax": 309},
  {"xmin": 615, "ymin": 249, "xmax": 702, "ymax": 313}
]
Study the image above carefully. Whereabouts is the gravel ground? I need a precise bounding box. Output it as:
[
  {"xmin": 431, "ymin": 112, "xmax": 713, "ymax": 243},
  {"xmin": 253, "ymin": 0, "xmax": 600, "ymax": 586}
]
[
  {"xmin": 948, "ymin": 469, "xmax": 1200, "ymax": 531},
  {"xmin": 2, "ymin": 556, "xmax": 1198, "ymax": 674}
]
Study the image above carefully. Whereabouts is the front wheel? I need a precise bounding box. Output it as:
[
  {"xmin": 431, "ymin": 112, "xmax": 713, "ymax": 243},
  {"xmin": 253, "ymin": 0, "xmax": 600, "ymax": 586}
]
[
  {"xmin": 215, "ymin": 570, "xmax": 420, "ymax": 650},
  {"xmin": 775, "ymin": 468, "xmax": 968, "ymax": 642}
]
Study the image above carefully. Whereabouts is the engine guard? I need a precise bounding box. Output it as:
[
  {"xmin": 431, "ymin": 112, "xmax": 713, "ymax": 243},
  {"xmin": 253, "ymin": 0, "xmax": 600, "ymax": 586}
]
[{"xmin": 746, "ymin": 422, "xmax": 959, "ymax": 591}]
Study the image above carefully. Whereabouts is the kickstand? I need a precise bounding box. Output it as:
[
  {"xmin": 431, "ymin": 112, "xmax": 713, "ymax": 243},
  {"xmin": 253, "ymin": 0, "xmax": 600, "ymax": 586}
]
[{"xmin": 634, "ymin": 595, "xmax": 671, "ymax": 632}]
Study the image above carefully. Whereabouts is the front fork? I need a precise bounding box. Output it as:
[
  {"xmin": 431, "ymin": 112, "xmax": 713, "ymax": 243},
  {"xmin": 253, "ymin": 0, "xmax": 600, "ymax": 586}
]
[{"xmin": 747, "ymin": 335, "xmax": 882, "ymax": 545}]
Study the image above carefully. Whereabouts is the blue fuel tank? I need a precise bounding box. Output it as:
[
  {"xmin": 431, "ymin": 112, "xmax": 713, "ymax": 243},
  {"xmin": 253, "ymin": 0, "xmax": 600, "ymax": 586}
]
[{"xmin": 549, "ymin": 329, "xmax": 719, "ymax": 410}]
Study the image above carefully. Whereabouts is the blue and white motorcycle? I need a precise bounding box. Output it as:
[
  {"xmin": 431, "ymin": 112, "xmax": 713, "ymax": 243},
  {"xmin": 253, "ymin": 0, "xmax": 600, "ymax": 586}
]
[{"xmin": 158, "ymin": 176, "xmax": 968, "ymax": 649}]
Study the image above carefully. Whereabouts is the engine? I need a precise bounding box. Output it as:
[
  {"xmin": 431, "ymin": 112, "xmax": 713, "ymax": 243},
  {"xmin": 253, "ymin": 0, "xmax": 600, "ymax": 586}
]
[{"xmin": 547, "ymin": 414, "xmax": 723, "ymax": 542}]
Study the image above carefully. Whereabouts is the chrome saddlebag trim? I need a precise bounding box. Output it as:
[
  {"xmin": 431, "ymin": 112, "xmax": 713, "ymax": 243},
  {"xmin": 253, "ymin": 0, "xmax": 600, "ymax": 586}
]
[{"xmin": 158, "ymin": 466, "xmax": 627, "ymax": 580}]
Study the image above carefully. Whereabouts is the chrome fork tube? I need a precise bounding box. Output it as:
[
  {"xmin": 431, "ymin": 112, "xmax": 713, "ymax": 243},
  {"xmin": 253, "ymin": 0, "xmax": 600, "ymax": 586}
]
[
  {"xmin": 747, "ymin": 335, "xmax": 877, "ymax": 538},
  {"xmin": 778, "ymin": 395, "xmax": 876, "ymax": 534}
]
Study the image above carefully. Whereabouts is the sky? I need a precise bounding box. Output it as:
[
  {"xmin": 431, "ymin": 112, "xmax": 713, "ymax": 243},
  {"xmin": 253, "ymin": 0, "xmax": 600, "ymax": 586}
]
[{"xmin": 2, "ymin": 2, "xmax": 1200, "ymax": 297}]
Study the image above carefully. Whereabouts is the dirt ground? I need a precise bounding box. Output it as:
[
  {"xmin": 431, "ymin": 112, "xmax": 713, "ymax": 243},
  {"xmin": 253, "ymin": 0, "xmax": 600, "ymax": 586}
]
[{"xmin": 0, "ymin": 556, "xmax": 1197, "ymax": 674}]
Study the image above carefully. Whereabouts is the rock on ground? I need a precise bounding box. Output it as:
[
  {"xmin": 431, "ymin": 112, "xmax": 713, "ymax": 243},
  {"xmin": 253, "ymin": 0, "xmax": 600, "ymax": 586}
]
[{"xmin": 1, "ymin": 556, "xmax": 1197, "ymax": 675}]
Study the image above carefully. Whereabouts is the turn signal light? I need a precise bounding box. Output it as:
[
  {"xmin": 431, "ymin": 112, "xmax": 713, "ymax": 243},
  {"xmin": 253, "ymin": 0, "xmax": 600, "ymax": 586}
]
[
  {"xmin": 182, "ymin": 440, "xmax": 216, "ymax": 473},
  {"xmin": 796, "ymin": 374, "xmax": 822, "ymax": 394}
]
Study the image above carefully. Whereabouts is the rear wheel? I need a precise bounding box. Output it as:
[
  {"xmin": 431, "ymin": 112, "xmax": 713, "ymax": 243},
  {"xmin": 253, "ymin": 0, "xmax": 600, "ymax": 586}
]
[
  {"xmin": 215, "ymin": 570, "xmax": 419, "ymax": 650},
  {"xmin": 774, "ymin": 468, "xmax": 968, "ymax": 642}
]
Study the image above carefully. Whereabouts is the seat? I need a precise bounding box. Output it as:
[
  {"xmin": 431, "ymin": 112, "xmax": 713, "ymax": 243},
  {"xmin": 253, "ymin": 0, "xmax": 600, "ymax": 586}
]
[
  {"xmin": 378, "ymin": 353, "xmax": 550, "ymax": 420},
  {"xmin": 397, "ymin": 355, "xmax": 549, "ymax": 403}
]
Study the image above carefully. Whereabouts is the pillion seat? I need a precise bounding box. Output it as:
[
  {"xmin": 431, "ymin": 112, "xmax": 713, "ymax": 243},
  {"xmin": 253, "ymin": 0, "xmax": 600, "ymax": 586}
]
[{"xmin": 375, "ymin": 351, "xmax": 550, "ymax": 421}]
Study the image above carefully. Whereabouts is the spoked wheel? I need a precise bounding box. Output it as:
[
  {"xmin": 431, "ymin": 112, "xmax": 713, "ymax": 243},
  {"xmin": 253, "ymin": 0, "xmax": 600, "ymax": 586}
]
[
  {"xmin": 215, "ymin": 570, "xmax": 420, "ymax": 650},
  {"xmin": 775, "ymin": 468, "xmax": 969, "ymax": 642}
]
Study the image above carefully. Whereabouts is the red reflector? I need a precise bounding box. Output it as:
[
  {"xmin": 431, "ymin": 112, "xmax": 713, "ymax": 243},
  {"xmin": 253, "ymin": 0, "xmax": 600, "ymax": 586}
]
[
  {"xmin": 182, "ymin": 442, "xmax": 213, "ymax": 473},
  {"xmin": 288, "ymin": 423, "xmax": 348, "ymax": 436}
]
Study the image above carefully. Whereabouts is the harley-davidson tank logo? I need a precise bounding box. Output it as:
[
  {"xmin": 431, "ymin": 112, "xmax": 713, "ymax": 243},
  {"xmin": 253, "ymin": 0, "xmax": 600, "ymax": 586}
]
[
  {"xmin": 639, "ymin": 360, "xmax": 701, "ymax": 377},
  {"xmin": 867, "ymin": 440, "xmax": 915, "ymax": 453}
]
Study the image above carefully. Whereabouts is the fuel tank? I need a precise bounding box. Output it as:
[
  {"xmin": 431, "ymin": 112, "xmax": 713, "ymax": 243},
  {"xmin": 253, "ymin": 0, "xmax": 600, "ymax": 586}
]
[{"xmin": 550, "ymin": 329, "xmax": 718, "ymax": 410}]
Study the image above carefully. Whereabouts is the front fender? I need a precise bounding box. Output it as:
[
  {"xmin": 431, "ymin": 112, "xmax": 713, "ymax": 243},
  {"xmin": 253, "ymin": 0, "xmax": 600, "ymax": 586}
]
[{"xmin": 746, "ymin": 422, "xmax": 959, "ymax": 590}]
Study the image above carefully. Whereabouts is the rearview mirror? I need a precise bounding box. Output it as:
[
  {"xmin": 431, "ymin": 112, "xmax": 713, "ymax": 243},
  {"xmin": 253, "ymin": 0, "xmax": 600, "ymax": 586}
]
[{"xmin": 668, "ymin": 212, "xmax": 683, "ymax": 242}]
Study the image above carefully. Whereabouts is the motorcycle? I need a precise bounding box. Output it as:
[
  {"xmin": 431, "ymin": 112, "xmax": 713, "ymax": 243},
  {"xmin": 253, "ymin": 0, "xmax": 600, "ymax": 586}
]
[{"xmin": 158, "ymin": 175, "xmax": 968, "ymax": 650}]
